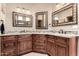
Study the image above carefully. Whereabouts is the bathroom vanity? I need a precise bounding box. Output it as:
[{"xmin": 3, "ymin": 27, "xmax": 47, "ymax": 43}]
[{"xmin": 0, "ymin": 33, "xmax": 77, "ymax": 56}]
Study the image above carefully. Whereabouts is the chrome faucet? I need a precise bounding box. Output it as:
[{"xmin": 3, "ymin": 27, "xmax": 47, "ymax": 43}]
[{"xmin": 59, "ymin": 29, "xmax": 63, "ymax": 34}]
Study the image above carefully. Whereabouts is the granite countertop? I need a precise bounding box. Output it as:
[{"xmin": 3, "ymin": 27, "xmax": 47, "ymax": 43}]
[{"xmin": 0, "ymin": 32, "xmax": 78, "ymax": 38}]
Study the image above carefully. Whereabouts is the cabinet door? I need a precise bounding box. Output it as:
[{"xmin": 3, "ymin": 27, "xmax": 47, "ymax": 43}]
[
  {"xmin": 18, "ymin": 35, "xmax": 32, "ymax": 55},
  {"xmin": 1, "ymin": 36, "xmax": 17, "ymax": 56},
  {"xmin": 46, "ymin": 35, "xmax": 56, "ymax": 56},
  {"xmin": 56, "ymin": 43, "xmax": 69, "ymax": 56},
  {"xmin": 18, "ymin": 40, "xmax": 32, "ymax": 54},
  {"xmin": 47, "ymin": 41, "xmax": 56, "ymax": 56},
  {"xmin": 55, "ymin": 37, "xmax": 69, "ymax": 56}
]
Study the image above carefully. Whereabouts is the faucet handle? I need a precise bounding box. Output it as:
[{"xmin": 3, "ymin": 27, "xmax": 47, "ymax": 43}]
[{"xmin": 59, "ymin": 29, "xmax": 63, "ymax": 34}]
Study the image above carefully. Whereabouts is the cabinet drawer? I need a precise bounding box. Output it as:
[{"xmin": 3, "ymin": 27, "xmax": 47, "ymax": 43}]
[
  {"xmin": 56, "ymin": 37, "xmax": 68, "ymax": 44},
  {"xmin": 18, "ymin": 35, "xmax": 31, "ymax": 39},
  {"xmin": 2, "ymin": 48, "xmax": 16, "ymax": 56},
  {"xmin": 47, "ymin": 35, "xmax": 56, "ymax": 39},
  {"xmin": 18, "ymin": 37, "xmax": 32, "ymax": 41},
  {"xmin": 39, "ymin": 35, "xmax": 46, "ymax": 38},
  {"xmin": 3, "ymin": 36, "xmax": 16, "ymax": 41},
  {"xmin": 33, "ymin": 39, "xmax": 46, "ymax": 43},
  {"xmin": 33, "ymin": 45, "xmax": 46, "ymax": 52},
  {"xmin": 33, "ymin": 45, "xmax": 45, "ymax": 49},
  {"xmin": 47, "ymin": 38, "xmax": 55, "ymax": 43},
  {"xmin": 33, "ymin": 42, "xmax": 46, "ymax": 46},
  {"xmin": 56, "ymin": 42, "xmax": 68, "ymax": 47},
  {"xmin": 2, "ymin": 41, "xmax": 17, "ymax": 49},
  {"xmin": 33, "ymin": 35, "xmax": 46, "ymax": 40}
]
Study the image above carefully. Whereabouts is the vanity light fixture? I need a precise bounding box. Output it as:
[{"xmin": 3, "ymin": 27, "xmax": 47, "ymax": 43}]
[
  {"xmin": 62, "ymin": 3, "xmax": 70, "ymax": 6},
  {"xmin": 56, "ymin": 3, "xmax": 60, "ymax": 7},
  {"xmin": 16, "ymin": 7, "xmax": 31, "ymax": 15},
  {"xmin": 22, "ymin": 8, "xmax": 25, "ymax": 12},
  {"xmin": 16, "ymin": 7, "xmax": 21, "ymax": 12},
  {"xmin": 26, "ymin": 10, "xmax": 31, "ymax": 15},
  {"xmin": 56, "ymin": 3, "xmax": 69, "ymax": 9}
]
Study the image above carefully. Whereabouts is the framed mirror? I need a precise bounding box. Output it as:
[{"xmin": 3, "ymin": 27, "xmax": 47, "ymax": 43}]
[
  {"xmin": 36, "ymin": 11, "xmax": 48, "ymax": 29},
  {"xmin": 12, "ymin": 12, "xmax": 33, "ymax": 27},
  {"xmin": 52, "ymin": 3, "xmax": 77, "ymax": 27}
]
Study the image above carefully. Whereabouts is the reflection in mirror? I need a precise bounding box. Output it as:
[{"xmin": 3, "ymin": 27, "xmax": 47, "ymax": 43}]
[
  {"xmin": 67, "ymin": 16, "xmax": 73, "ymax": 22},
  {"xmin": 18, "ymin": 22, "xmax": 24, "ymax": 24},
  {"xmin": 12, "ymin": 12, "xmax": 33, "ymax": 27},
  {"xmin": 52, "ymin": 3, "xmax": 77, "ymax": 26},
  {"xmin": 26, "ymin": 17, "xmax": 30, "ymax": 21},
  {"xmin": 36, "ymin": 11, "xmax": 48, "ymax": 29},
  {"xmin": 37, "ymin": 15, "xmax": 43, "ymax": 20},
  {"xmin": 18, "ymin": 16, "xmax": 23, "ymax": 20}
]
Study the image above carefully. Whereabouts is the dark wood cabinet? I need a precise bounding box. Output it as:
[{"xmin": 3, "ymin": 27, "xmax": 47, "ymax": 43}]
[
  {"xmin": 1, "ymin": 36, "xmax": 17, "ymax": 56},
  {"xmin": 18, "ymin": 35, "xmax": 32, "ymax": 55},
  {"xmin": 47, "ymin": 41, "xmax": 56, "ymax": 56},
  {"xmin": 46, "ymin": 36, "xmax": 56, "ymax": 56},
  {"xmin": 0, "ymin": 34, "xmax": 76, "ymax": 56},
  {"xmin": 32, "ymin": 34, "xmax": 47, "ymax": 53},
  {"xmin": 47, "ymin": 35, "xmax": 69, "ymax": 56},
  {"xmin": 36, "ymin": 11, "xmax": 48, "ymax": 29},
  {"xmin": 56, "ymin": 44, "xmax": 68, "ymax": 56},
  {"xmin": 55, "ymin": 37, "xmax": 69, "ymax": 56}
]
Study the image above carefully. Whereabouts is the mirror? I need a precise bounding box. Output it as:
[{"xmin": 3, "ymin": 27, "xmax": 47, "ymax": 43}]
[
  {"xmin": 18, "ymin": 16, "xmax": 23, "ymax": 20},
  {"xmin": 26, "ymin": 17, "xmax": 30, "ymax": 21},
  {"xmin": 12, "ymin": 12, "xmax": 33, "ymax": 27},
  {"xmin": 52, "ymin": 3, "xmax": 77, "ymax": 27},
  {"xmin": 36, "ymin": 11, "xmax": 48, "ymax": 29}
]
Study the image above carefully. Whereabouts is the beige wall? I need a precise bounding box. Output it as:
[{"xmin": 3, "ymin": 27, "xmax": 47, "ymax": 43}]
[
  {"xmin": 3, "ymin": 3, "xmax": 55, "ymax": 32},
  {"xmin": 2, "ymin": 3, "xmax": 78, "ymax": 33}
]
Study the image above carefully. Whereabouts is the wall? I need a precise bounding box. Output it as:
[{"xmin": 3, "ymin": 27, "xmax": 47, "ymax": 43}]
[
  {"xmin": 2, "ymin": 3, "xmax": 78, "ymax": 32},
  {"xmin": 3, "ymin": 3, "xmax": 55, "ymax": 33}
]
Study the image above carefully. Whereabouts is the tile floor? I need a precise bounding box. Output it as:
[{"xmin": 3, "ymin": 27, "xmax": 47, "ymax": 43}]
[{"xmin": 22, "ymin": 52, "xmax": 48, "ymax": 56}]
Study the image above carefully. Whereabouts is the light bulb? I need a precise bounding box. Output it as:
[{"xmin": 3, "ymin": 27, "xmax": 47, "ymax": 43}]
[
  {"xmin": 16, "ymin": 7, "xmax": 20, "ymax": 12},
  {"xmin": 22, "ymin": 8, "xmax": 25, "ymax": 12},
  {"xmin": 54, "ymin": 17, "xmax": 59, "ymax": 20},
  {"xmin": 26, "ymin": 10, "xmax": 31, "ymax": 14}
]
